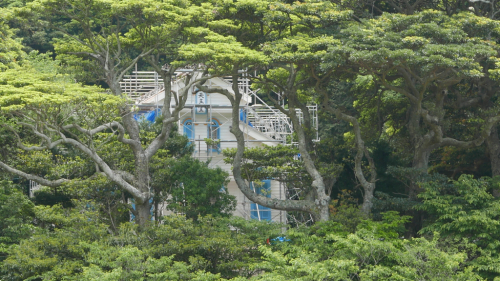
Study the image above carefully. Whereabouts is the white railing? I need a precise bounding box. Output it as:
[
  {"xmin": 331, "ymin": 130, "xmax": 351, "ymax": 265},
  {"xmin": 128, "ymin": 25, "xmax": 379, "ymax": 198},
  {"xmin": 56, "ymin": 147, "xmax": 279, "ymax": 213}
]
[
  {"xmin": 120, "ymin": 71, "xmax": 163, "ymax": 102},
  {"xmin": 29, "ymin": 180, "xmax": 42, "ymax": 198},
  {"xmin": 121, "ymin": 70, "xmax": 318, "ymax": 143},
  {"xmin": 245, "ymin": 91, "xmax": 319, "ymax": 143}
]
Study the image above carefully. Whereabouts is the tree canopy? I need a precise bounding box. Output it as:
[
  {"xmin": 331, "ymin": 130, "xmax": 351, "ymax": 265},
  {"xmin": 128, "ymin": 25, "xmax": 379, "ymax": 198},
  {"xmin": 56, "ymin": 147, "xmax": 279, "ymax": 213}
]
[{"xmin": 3, "ymin": 0, "xmax": 500, "ymax": 278}]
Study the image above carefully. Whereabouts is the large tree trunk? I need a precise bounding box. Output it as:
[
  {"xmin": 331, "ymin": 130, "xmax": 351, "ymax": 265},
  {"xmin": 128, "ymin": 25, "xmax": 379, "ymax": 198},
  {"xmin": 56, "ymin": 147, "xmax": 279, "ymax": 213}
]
[
  {"xmin": 318, "ymin": 85, "xmax": 377, "ymax": 215},
  {"xmin": 360, "ymin": 183, "xmax": 375, "ymax": 214},
  {"xmin": 135, "ymin": 200, "xmax": 151, "ymax": 226},
  {"xmin": 406, "ymin": 103, "xmax": 433, "ymax": 198},
  {"xmin": 412, "ymin": 147, "xmax": 431, "ymax": 170},
  {"xmin": 405, "ymin": 139, "xmax": 433, "ymax": 237},
  {"xmin": 315, "ymin": 203, "xmax": 330, "ymax": 221},
  {"xmin": 287, "ymin": 93, "xmax": 330, "ymax": 221},
  {"xmin": 486, "ymin": 126, "xmax": 500, "ymax": 197},
  {"xmin": 409, "ymin": 145, "xmax": 431, "ymax": 197},
  {"xmin": 201, "ymin": 70, "xmax": 329, "ymax": 222},
  {"xmin": 487, "ymin": 126, "xmax": 500, "ymax": 177}
]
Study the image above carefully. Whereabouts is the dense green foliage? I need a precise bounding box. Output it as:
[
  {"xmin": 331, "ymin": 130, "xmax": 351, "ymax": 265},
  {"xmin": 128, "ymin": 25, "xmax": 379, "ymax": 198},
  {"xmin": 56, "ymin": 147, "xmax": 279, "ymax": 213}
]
[
  {"xmin": 418, "ymin": 175, "xmax": 500, "ymax": 277},
  {"xmin": 2, "ymin": 0, "xmax": 500, "ymax": 279},
  {"xmin": 0, "ymin": 199, "xmax": 282, "ymax": 280},
  {"xmin": 0, "ymin": 9, "xmax": 25, "ymax": 70},
  {"xmin": 162, "ymin": 157, "xmax": 236, "ymax": 220},
  {"xmin": 247, "ymin": 213, "xmax": 481, "ymax": 281},
  {"xmin": 0, "ymin": 197, "xmax": 490, "ymax": 280},
  {"xmin": 0, "ymin": 180, "xmax": 35, "ymax": 261}
]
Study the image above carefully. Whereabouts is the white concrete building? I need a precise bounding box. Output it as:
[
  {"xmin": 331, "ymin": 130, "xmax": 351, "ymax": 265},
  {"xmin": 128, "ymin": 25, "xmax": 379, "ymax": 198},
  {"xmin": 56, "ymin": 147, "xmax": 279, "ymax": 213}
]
[{"xmin": 120, "ymin": 70, "xmax": 318, "ymax": 223}]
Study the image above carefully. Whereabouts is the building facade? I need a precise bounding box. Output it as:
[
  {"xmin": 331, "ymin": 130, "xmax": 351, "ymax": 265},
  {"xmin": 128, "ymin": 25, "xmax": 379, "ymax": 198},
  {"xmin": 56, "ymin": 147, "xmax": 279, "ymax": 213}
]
[{"xmin": 120, "ymin": 70, "xmax": 318, "ymax": 223}]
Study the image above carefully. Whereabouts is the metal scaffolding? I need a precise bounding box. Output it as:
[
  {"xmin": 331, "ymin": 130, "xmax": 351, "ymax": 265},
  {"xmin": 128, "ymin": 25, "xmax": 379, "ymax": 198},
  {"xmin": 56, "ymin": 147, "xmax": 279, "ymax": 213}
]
[{"xmin": 121, "ymin": 69, "xmax": 319, "ymax": 224}]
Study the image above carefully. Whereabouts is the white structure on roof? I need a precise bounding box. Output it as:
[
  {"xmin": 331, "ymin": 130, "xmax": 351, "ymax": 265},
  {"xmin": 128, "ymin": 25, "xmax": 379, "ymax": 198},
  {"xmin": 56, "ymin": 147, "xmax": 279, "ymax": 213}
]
[
  {"xmin": 29, "ymin": 180, "xmax": 42, "ymax": 198},
  {"xmin": 120, "ymin": 69, "xmax": 318, "ymax": 223}
]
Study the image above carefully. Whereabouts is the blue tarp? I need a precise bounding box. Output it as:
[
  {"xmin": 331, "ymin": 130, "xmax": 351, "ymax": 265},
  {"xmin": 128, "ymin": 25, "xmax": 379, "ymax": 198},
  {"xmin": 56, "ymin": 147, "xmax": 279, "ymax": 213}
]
[
  {"xmin": 239, "ymin": 109, "xmax": 254, "ymax": 128},
  {"xmin": 138, "ymin": 109, "xmax": 252, "ymax": 127},
  {"xmin": 134, "ymin": 109, "xmax": 161, "ymax": 123},
  {"xmin": 266, "ymin": 236, "xmax": 291, "ymax": 245}
]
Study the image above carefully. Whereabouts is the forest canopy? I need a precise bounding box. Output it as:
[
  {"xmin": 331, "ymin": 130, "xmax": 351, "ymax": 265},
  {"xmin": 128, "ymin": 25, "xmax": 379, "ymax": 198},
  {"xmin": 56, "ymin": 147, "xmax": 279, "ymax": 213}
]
[{"xmin": 2, "ymin": 0, "xmax": 500, "ymax": 279}]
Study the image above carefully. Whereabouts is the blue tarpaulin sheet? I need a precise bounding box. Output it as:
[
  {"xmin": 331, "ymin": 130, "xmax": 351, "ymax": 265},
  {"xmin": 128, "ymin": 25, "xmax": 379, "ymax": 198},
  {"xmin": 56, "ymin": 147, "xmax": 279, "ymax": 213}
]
[
  {"xmin": 134, "ymin": 109, "xmax": 161, "ymax": 123},
  {"xmin": 239, "ymin": 109, "xmax": 254, "ymax": 127},
  {"xmin": 137, "ymin": 109, "xmax": 252, "ymax": 127}
]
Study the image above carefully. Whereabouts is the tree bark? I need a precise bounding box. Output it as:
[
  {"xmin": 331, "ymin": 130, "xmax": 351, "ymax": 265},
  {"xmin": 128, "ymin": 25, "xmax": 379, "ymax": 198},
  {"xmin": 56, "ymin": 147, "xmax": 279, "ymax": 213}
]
[
  {"xmin": 319, "ymin": 87, "xmax": 377, "ymax": 215},
  {"xmin": 135, "ymin": 200, "xmax": 152, "ymax": 226},
  {"xmin": 486, "ymin": 126, "xmax": 500, "ymax": 197},
  {"xmin": 487, "ymin": 126, "xmax": 500, "ymax": 177},
  {"xmin": 199, "ymin": 69, "xmax": 330, "ymax": 221}
]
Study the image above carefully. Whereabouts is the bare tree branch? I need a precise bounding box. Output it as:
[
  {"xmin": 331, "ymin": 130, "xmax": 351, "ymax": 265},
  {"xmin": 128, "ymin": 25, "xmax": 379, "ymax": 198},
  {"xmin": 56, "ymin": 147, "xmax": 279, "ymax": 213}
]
[
  {"xmin": 0, "ymin": 161, "xmax": 68, "ymax": 187},
  {"xmin": 145, "ymin": 72, "xmax": 215, "ymax": 160}
]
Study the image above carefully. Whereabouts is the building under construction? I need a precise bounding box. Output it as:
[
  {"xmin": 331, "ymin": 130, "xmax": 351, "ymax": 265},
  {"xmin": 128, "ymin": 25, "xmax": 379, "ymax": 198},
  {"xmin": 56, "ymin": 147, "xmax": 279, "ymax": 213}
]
[{"xmin": 119, "ymin": 69, "xmax": 319, "ymax": 223}]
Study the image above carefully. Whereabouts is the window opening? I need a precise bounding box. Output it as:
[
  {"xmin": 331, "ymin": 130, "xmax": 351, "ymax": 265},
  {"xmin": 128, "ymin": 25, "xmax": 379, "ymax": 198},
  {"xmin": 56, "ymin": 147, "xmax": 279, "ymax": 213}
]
[
  {"xmin": 250, "ymin": 180, "xmax": 272, "ymax": 221},
  {"xmin": 183, "ymin": 118, "xmax": 194, "ymax": 145}
]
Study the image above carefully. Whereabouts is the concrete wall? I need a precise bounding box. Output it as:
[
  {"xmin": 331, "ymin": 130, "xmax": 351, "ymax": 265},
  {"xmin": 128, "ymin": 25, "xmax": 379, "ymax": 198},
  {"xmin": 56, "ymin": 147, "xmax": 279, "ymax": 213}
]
[
  {"xmin": 176, "ymin": 109, "xmax": 285, "ymax": 222},
  {"xmin": 149, "ymin": 77, "xmax": 286, "ymax": 222}
]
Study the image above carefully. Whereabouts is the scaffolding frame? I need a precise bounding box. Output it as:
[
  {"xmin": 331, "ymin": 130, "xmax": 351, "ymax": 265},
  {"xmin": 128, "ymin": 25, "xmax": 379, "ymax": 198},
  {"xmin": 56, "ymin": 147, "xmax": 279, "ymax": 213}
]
[{"xmin": 122, "ymin": 69, "xmax": 319, "ymax": 224}]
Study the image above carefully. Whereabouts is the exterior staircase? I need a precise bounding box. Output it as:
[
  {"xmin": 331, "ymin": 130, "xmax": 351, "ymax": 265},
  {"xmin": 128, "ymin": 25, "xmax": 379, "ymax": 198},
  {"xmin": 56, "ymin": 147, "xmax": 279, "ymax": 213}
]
[
  {"xmin": 120, "ymin": 71, "xmax": 164, "ymax": 103},
  {"xmin": 120, "ymin": 70, "xmax": 318, "ymax": 144}
]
